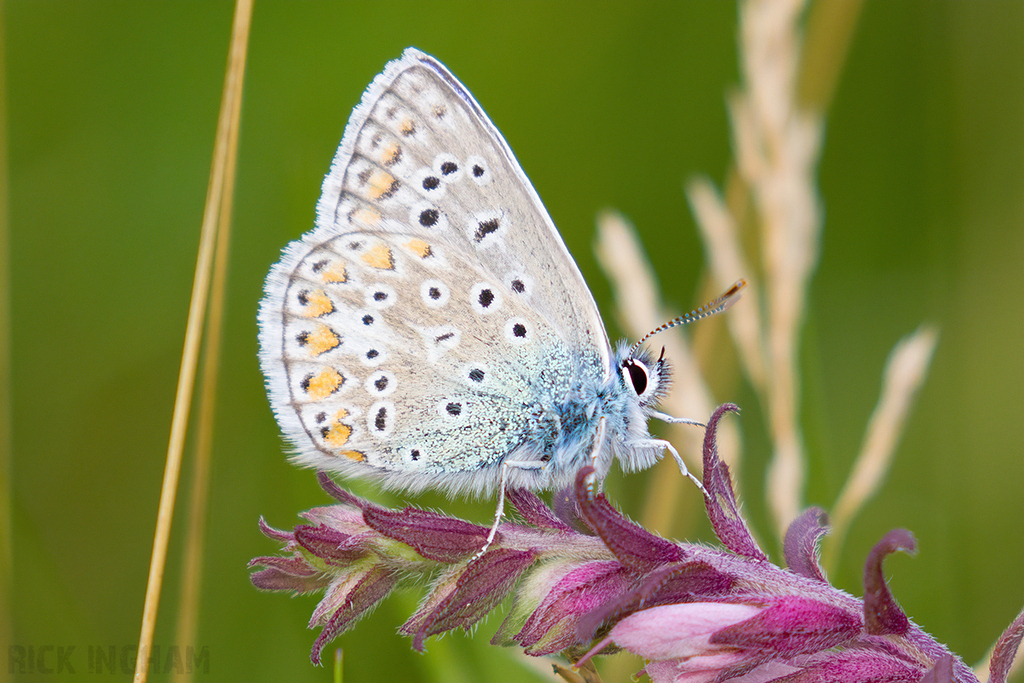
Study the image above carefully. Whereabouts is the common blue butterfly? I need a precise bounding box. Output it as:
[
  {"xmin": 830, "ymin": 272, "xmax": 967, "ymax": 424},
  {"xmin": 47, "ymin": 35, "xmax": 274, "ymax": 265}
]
[{"xmin": 258, "ymin": 48, "xmax": 743, "ymax": 550}]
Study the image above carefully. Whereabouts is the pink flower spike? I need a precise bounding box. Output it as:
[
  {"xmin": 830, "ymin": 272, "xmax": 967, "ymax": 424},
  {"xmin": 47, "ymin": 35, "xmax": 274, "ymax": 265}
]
[{"xmin": 253, "ymin": 406, "xmax": 1007, "ymax": 676}]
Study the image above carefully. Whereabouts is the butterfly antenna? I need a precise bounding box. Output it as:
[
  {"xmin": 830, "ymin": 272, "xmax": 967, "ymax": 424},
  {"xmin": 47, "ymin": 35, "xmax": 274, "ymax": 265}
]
[{"xmin": 629, "ymin": 279, "xmax": 747, "ymax": 356}]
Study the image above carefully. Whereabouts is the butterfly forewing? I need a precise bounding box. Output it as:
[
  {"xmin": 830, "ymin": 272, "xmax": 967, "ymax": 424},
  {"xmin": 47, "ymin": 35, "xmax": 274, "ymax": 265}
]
[
  {"xmin": 318, "ymin": 50, "xmax": 609, "ymax": 367},
  {"xmin": 259, "ymin": 49, "xmax": 613, "ymax": 494}
]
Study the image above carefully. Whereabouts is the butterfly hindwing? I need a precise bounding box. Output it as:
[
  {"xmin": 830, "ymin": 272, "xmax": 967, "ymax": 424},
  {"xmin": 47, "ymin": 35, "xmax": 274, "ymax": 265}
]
[{"xmin": 262, "ymin": 229, "xmax": 581, "ymax": 494}]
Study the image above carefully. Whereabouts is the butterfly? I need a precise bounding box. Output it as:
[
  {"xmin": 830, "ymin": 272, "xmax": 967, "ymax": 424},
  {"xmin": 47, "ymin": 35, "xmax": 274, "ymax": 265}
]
[{"xmin": 258, "ymin": 47, "xmax": 744, "ymax": 551}]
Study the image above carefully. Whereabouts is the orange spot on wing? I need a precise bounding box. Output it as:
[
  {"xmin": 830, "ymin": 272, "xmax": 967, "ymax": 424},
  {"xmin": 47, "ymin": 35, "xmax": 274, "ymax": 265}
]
[
  {"xmin": 405, "ymin": 239, "xmax": 432, "ymax": 259},
  {"xmin": 321, "ymin": 408, "xmax": 352, "ymax": 448},
  {"xmin": 303, "ymin": 324, "xmax": 341, "ymax": 357},
  {"xmin": 321, "ymin": 262, "xmax": 347, "ymax": 284},
  {"xmin": 302, "ymin": 290, "xmax": 334, "ymax": 318},
  {"xmin": 381, "ymin": 141, "xmax": 401, "ymax": 166},
  {"xmin": 367, "ymin": 170, "xmax": 398, "ymax": 200},
  {"xmin": 352, "ymin": 207, "xmax": 380, "ymax": 226},
  {"xmin": 361, "ymin": 243, "xmax": 394, "ymax": 270},
  {"xmin": 341, "ymin": 450, "xmax": 365, "ymax": 462},
  {"xmin": 304, "ymin": 368, "xmax": 343, "ymax": 400},
  {"xmin": 324, "ymin": 423, "xmax": 352, "ymax": 448}
]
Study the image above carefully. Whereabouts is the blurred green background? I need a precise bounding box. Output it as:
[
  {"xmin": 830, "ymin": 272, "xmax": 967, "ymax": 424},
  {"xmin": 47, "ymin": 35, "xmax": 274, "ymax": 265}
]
[{"xmin": 5, "ymin": 1, "xmax": 1022, "ymax": 682}]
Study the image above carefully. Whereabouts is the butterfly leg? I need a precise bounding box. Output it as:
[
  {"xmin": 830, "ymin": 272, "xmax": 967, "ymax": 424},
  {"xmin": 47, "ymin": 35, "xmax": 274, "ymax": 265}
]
[
  {"xmin": 583, "ymin": 417, "xmax": 608, "ymax": 499},
  {"xmin": 650, "ymin": 410, "xmax": 705, "ymax": 428},
  {"xmin": 477, "ymin": 419, "xmax": 608, "ymax": 559},
  {"xmin": 632, "ymin": 437, "xmax": 709, "ymax": 499},
  {"xmin": 475, "ymin": 459, "xmax": 545, "ymax": 560}
]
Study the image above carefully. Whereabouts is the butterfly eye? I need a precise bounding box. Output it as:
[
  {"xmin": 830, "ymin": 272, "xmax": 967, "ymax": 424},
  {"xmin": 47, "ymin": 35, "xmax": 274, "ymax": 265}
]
[{"xmin": 622, "ymin": 359, "xmax": 649, "ymax": 397}]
